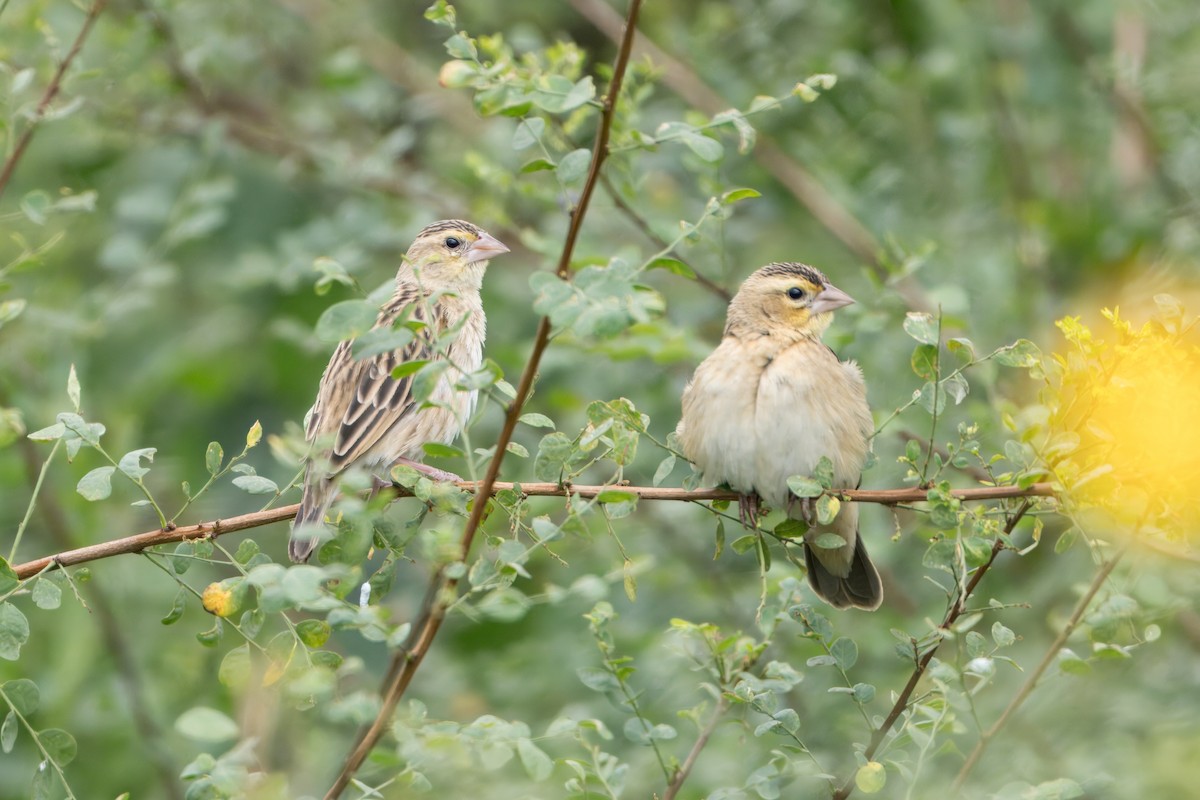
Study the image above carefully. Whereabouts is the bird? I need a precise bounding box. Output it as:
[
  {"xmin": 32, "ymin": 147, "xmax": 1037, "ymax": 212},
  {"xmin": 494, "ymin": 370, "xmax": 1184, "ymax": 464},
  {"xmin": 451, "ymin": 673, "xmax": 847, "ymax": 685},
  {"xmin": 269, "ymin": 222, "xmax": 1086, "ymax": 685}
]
[
  {"xmin": 676, "ymin": 262, "xmax": 882, "ymax": 609},
  {"xmin": 288, "ymin": 219, "xmax": 510, "ymax": 563}
]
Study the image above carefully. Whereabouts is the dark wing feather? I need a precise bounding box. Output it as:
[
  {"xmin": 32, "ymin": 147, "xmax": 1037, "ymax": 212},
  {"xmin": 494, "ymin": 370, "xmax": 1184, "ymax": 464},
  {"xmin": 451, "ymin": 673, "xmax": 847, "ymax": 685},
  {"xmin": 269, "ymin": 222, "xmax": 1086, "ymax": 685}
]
[{"xmin": 308, "ymin": 285, "xmax": 430, "ymax": 472}]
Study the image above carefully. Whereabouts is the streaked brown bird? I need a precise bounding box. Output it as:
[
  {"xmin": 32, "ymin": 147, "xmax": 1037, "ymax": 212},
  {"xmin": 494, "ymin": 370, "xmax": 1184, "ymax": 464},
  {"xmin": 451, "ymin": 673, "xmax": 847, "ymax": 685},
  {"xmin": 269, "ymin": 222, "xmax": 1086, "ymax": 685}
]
[
  {"xmin": 676, "ymin": 262, "xmax": 882, "ymax": 609},
  {"xmin": 288, "ymin": 220, "xmax": 509, "ymax": 562}
]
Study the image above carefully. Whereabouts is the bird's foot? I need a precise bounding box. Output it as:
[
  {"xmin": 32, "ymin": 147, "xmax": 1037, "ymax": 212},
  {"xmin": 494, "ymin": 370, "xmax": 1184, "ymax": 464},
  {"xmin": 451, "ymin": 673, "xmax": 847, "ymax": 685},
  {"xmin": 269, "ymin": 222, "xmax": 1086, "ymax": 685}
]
[
  {"xmin": 737, "ymin": 492, "xmax": 763, "ymax": 529},
  {"xmin": 390, "ymin": 457, "xmax": 463, "ymax": 483},
  {"xmin": 798, "ymin": 496, "xmax": 817, "ymax": 526}
]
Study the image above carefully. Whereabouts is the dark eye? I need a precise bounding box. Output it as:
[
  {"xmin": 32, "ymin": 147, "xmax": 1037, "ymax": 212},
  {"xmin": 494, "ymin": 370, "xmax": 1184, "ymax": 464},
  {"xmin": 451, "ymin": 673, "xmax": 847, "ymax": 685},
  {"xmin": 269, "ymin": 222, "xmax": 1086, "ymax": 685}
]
[
  {"xmin": 787, "ymin": 287, "xmax": 805, "ymax": 300},
  {"xmin": 445, "ymin": 236, "xmax": 462, "ymax": 249}
]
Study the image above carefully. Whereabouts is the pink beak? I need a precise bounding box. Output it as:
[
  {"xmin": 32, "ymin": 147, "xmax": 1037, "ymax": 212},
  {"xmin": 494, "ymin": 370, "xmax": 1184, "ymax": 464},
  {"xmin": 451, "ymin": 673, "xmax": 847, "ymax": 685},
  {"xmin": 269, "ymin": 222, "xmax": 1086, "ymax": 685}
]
[
  {"xmin": 810, "ymin": 283, "xmax": 855, "ymax": 314},
  {"xmin": 465, "ymin": 232, "xmax": 510, "ymax": 264}
]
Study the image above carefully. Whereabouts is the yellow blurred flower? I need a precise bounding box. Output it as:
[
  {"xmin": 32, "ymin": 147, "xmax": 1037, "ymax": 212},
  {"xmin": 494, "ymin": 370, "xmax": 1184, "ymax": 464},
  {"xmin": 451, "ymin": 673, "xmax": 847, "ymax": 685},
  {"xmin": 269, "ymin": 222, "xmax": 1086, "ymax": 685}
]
[{"xmin": 1043, "ymin": 296, "xmax": 1200, "ymax": 539}]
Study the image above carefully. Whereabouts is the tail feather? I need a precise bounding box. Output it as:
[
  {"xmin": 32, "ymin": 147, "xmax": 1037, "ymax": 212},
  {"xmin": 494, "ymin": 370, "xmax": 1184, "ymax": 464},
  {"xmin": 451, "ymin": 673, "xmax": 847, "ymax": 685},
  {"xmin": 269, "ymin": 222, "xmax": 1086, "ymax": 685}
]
[
  {"xmin": 804, "ymin": 533, "xmax": 882, "ymax": 611},
  {"xmin": 289, "ymin": 478, "xmax": 334, "ymax": 563}
]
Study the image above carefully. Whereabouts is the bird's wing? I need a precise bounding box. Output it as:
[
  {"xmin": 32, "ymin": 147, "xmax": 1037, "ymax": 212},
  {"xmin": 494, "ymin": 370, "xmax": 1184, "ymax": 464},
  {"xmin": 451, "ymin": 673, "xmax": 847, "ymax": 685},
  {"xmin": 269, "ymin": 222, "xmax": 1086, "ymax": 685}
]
[{"xmin": 308, "ymin": 285, "xmax": 432, "ymax": 472}]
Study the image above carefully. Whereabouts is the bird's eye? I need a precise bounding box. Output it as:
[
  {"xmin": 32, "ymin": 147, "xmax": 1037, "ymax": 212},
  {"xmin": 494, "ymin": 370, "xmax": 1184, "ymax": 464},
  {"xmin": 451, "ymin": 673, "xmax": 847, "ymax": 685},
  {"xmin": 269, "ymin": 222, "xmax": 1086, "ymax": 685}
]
[
  {"xmin": 444, "ymin": 236, "xmax": 462, "ymax": 249},
  {"xmin": 787, "ymin": 287, "xmax": 805, "ymax": 300}
]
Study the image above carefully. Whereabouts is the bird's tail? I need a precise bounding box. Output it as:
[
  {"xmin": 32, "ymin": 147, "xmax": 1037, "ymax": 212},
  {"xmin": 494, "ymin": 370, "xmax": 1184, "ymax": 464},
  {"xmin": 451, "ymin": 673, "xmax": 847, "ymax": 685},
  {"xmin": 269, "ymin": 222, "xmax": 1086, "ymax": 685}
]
[
  {"xmin": 289, "ymin": 476, "xmax": 334, "ymax": 563},
  {"xmin": 805, "ymin": 530, "xmax": 882, "ymax": 611}
]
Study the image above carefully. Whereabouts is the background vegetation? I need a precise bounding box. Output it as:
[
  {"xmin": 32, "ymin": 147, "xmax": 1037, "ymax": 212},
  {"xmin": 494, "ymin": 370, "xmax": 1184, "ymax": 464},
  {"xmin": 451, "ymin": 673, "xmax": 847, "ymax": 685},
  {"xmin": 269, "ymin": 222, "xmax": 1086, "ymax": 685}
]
[{"xmin": 1, "ymin": 1, "xmax": 1198, "ymax": 798}]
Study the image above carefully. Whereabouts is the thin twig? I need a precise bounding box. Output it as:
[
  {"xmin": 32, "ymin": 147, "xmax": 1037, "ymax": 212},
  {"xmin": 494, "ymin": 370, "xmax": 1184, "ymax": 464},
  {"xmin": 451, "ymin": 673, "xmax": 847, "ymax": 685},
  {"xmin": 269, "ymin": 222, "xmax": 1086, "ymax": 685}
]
[
  {"xmin": 830, "ymin": 499, "xmax": 1034, "ymax": 800},
  {"xmin": 567, "ymin": 0, "xmax": 932, "ymax": 313},
  {"xmin": 0, "ymin": 0, "xmax": 108, "ymax": 202},
  {"xmin": 663, "ymin": 695, "xmax": 730, "ymax": 800},
  {"xmin": 12, "ymin": 481, "xmax": 1055, "ymax": 580},
  {"xmin": 951, "ymin": 543, "xmax": 1128, "ymax": 791},
  {"xmin": 321, "ymin": 2, "xmax": 646, "ymax": 796},
  {"xmin": 597, "ymin": 173, "xmax": 732, "ymax": 301},
  {"xmin": 3, "ymin": 390, "xmax": 184, "ymax": 800}
]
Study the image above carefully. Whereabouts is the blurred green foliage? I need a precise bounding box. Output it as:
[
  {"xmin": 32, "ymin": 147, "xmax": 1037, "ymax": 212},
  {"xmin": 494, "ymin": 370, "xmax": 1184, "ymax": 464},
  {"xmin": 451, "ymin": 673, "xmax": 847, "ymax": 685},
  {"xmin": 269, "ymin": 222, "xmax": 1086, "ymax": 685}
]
[{"xmin": 1, "ymin": 1, "xmax": 1198, "ymax": 799}]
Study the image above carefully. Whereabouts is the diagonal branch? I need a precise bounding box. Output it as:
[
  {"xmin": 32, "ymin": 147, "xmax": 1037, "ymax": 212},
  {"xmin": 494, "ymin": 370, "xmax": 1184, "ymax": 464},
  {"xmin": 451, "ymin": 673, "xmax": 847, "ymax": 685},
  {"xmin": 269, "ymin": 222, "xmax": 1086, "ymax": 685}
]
[
  {"xmin": 11, "ymin": 481, "xmax": 1056, "ymax": 580},
  {"xmin": 568, "ymin": 0, "xmax": 931, "ymax": 313},
  {"xmin": 951, "ymin": 543, "xmax": 1127, "ymax": 791},
  {"xmin": 320, "ymin": 1, "xmax": 646, "ymax": 796},
  {"xmin": 0, "ymin": 0, "xmax": 108, "ymax": 202},
  {"xmin": 830, "ymin": 499, "xmax": 1034, "ymax": 800}
]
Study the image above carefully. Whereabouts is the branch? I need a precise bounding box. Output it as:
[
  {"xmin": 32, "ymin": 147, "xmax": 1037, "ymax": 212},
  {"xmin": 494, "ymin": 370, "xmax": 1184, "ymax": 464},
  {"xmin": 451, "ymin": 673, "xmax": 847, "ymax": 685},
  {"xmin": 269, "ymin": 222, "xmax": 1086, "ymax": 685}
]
[
  {"xmin": 567, "ymin": 0, "xmax": 932, "ymax": 313},
  {"xmin": 951, "ymin": 544, "xmax": 1127, "ymax": 791},
  {"xmin": 0, "ymin": 0, "xmax": 108, "ymax": 202},
  {"xmin": 663, "ymin": 695, "xmax": 730, "ymax": 800},
  {"xmin": 12, "ymin": 482, "xmax": 1055, "ymax": 580},
  {"xmin": 831, "ymin": 499, "xmax": 1035, "ymax": 800},
  {"xmin": 321, "ymin": 1, "xmax": 646, "ymax": 796}
]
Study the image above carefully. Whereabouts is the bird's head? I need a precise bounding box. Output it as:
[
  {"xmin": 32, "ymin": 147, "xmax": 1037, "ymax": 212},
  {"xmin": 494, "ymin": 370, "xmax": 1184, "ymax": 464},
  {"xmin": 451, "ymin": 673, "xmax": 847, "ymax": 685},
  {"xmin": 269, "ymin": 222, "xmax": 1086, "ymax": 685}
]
[
  {"xmin": 399, "ymin": 219, "xmax": 510, "ymax": 293},
  {"xmin": 726, "ymin": 262, "xmax": 855, "ymax": 338}
]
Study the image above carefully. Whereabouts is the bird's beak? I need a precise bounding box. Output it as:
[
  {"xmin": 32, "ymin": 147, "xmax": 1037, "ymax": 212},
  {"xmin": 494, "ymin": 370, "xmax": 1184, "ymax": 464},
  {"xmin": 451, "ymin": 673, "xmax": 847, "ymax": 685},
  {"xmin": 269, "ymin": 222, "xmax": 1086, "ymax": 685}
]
[
  {"xmin": 810, "ymin": 283, "xmax": 855, "ymax": 314},
  {"xmin": 465, "ymin": 232, "xmax": 510, "ymax": 264}
]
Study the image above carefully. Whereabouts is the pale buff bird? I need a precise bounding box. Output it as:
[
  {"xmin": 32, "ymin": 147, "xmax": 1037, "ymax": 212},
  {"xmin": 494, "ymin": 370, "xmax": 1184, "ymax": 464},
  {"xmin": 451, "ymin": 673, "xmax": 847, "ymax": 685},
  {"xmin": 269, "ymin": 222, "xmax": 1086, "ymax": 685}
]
[
  {"xmin": 288, "ymin": 220, "xmax": 509, "ymax": 563},
  {"xmin": 677, "ymin": 262, "xmax": 882, "ymax": 610}
]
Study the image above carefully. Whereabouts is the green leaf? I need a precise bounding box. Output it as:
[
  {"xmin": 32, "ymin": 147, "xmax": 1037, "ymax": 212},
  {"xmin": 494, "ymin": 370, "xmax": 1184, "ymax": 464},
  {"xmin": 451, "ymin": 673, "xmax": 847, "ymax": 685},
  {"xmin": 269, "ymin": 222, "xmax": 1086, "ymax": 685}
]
[
  {"xmin": 66, "ymin": 365, "xmax": 80, "ymax": 411},
  {"xmin": 520, "ymin": 158, "xmax": 556, "ymax": 174},
  {"xmin": 77, "ymin": 466, "xmax": 115, "ymax": 501},
  {"xmin": 942, "ymin": 372, "xmax": 969, "ymax": 405},
  {"xmin": 830, "ymin": 637, "xmax": 858, "ymax": 670},
  {"xmin": 0, "ymin": 603, "xmax": 30, "ymax": 660},
  {"xmin": 175, "ymin": 707, "xmax": 239, "ymax": 743},
  {"xmin": 412, "ymin": 361, "xmax": 451, "ymax": 404},
  {"xmin": 902, "ymin": 312, "xmax": 939, "ymax": 345},
  {"xmin": 31, "ymin": 578, "xmax": 61, "ymax": 610},
  {"xmin": 391, "ymin": 359, "xmax": 430, "ymax": 380},
  {"xmin": 2, "ymin": 679, "xmax": 39, "ymax": 715},
  {"xmin": 512, "ymin": 118, "xmax": 545, "ymax": 150},
  {"xmin": 161, "ymin": 589, "xmax": 186, "ymax": 625},
  {"xmin": 351, "ymin": 326, "xmax": 415, "ymax": 360},
  {"xmin": 915, "ymin": 382, "xmax": 946, "ymax": 415},
  {"xmin": 422, "ymin": 442, "xmax": 463, "ymax": 459},
  {"xmin": 315, "ymin": 299, "xmax": 377, "ymax": 343},
  {"xmin": 992, "ymin": 622, "xmax": 1016, "ymax": 647},
  {"xmin": 1028, "ymin": 778, "xmax": 1084, "ymax": 800},
  {"xmin": 647, "ymin": 257, "xmax": 695, "ymax": 278},
  {"xmin": 38, "ymin": 728, "xmax": 77, "ymax": 766},
  {"xmin": 296, "ymin": 619, "xmax": 332, "ymax": 648},
  {"xmin": 966, "ymin": 631, "xmax": 988, "ymax": 658},
  {"xmin": 444, "ymin": 32, "xmax": 476, "ymax": 59},
  {"xmin": 720, "ymin": 187, "xmax": 761, "ymax": 204},
  {"xmin": 218, "ymin": 645, "xmax": 251, "ymax": 690},
  {"xmin": 0, "ymin": 560, "xmax": 17, "ymax": 597},
  {"xmin": 517, "ymin": 737, "xmax": 553, "ymax": 781},
  {"xmin": 947, "ymin": 337, "xmax": 975, "ymax": 362},
  {"xmin": 423, "ymin": 0, "xmax": 456, "ymax": 27},
  {"xmin": 852, "ymin": 682, "xmax": 875, "ymax": 703},
  {"xmin": 787, "ymin": 475, "xmax": 824, "ymax": 498},
  {"xmin": 119, "ymin": 447, "xmax": 156, "ymax": 480},
  {"xmin": 232, "ymin": 475, "xmax": 278, "ymax": 495},
  {"xmin": 910, "ymin": 344, "xmax": 938, "ymax": 380},
  {"xmin": 652, "ymin": 454, "xmax": 676, "ymax": 487},
  {"xmin": 680, "ymin": 130, "xmax": 723, "ymax": 161},
  {"xmin": 1, "ymin": 711, "xmax": 15, "ymax": 753},
  {"xmin": 518, "ymin": 412, "xmax": 554, "ymax": 429},
  {"xmin": 205, "ymin": 441, "xmax": 223, "ymax": 475},
  {"xmin": 577, "ymin": 667, "xmax": 619, "ymax": 693},
  {"xmin": 246, "ymin": 420, "xmax": 263, "ymax": 448},
  {"xmin": 531, "ymin": 75, "xmax": 594, "ymax": 113},
  {"xmin": 0, "ymin": 299, "xmax": 26, "ymax": 331},
  {"xmin": 994, "ymin": 338, "xmax": 1041, "ymax": 368},
  {"xmin": 815, "ymin": 494, "xmax": 841, "ymax": 525},
  {"xmin": 557, "ymin": 148, "xmax": 592, "ymax": 184},
  {"xmin": 812, "ymin": 533, "xmax": 846, "ymax": 550}
]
